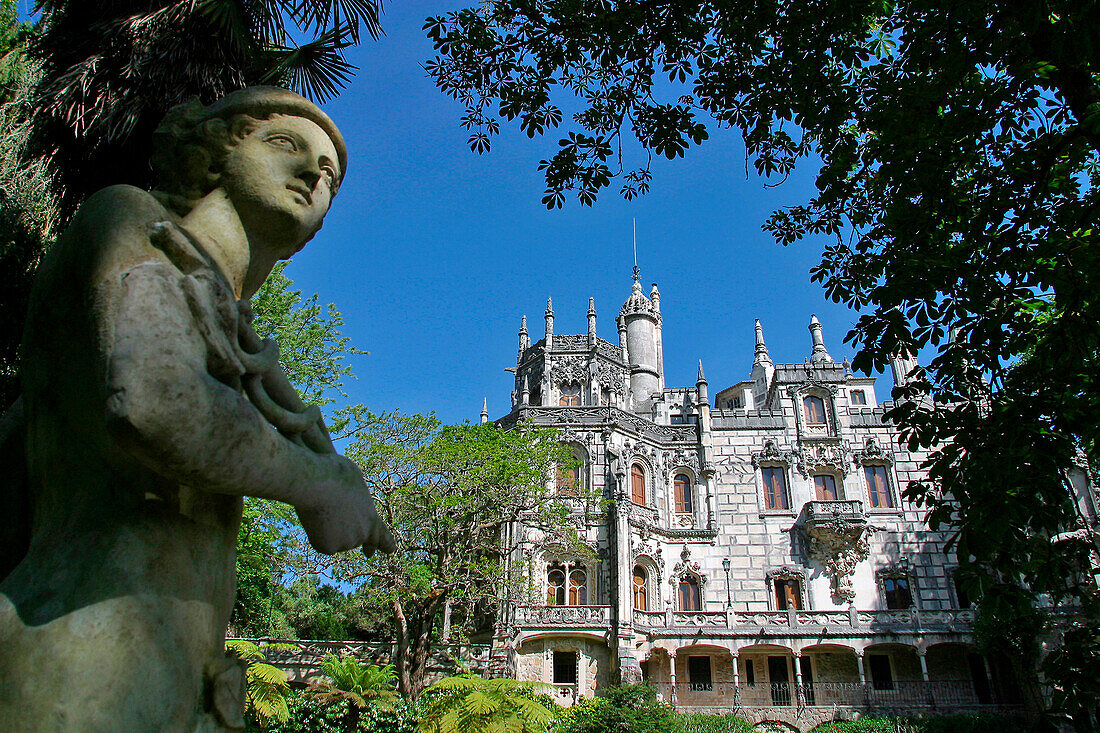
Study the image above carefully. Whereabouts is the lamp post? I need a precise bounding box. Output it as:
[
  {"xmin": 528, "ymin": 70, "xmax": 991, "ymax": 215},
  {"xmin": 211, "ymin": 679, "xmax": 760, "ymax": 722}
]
[{"xmin": 722, "ymin": 557, "xmax": 731, "ymax": 608}]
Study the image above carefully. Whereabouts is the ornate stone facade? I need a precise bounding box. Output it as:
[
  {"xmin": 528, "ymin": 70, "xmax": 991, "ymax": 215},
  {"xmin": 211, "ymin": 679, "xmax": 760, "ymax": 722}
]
[{"xmin": 486, "ymin": 278, "xmax": 1095, "ymax": 718}]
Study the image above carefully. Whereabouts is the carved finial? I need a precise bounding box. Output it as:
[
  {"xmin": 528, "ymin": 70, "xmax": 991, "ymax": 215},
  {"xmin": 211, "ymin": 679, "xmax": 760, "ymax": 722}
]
[
  {"xmin": 697, "ymin": 360, "xmax": 706, "ymax": 384},
  {"xmin": 480, "ymin": 398, "xmax": 488, "ymax": 424},
  {"xmin": 809, "ymin": 314, "xmax": 832, "ymax": 363},
  {"xmin": 650, "ymin": 283, "xmax": 661, "ymax": 313}
]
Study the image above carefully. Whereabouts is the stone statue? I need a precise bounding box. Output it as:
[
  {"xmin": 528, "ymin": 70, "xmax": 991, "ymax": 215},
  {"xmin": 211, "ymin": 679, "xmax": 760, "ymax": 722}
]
[{"xmin": 0, "ymin": 88, "xmax": 393, "ymax": 731}]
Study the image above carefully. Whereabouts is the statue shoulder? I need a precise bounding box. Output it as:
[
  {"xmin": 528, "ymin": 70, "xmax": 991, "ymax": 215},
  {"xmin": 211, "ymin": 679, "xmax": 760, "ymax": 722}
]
[
  {"xmin": 72, "ymin": 185, "xmax": 171, "ymax": 235},
  {"xmin": 54, "ymin": 186, "xmax": 178, "ymax": 281}
]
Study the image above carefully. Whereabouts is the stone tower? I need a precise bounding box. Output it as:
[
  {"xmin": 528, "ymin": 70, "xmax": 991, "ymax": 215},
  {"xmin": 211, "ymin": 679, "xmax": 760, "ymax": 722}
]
[{"xmin": 617, "ymin": 270, "xmax": 664, "ymax": 406}]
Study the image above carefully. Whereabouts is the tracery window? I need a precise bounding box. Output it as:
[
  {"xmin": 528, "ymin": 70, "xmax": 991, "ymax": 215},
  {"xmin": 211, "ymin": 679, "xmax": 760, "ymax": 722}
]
[
  {"xmin": 674, "ymin": 473, "xmax": 693, "ymax": 514},
  {"xmin": 546, "ymin": 564, "xmax": 566, "ymax": 605},
  {"xmin": 632, "ymin": 566, "xmax": 648, "ymax": 611},
  {"xmin": 678, "ymin": 575, "xmax": 701, "ymax": 611},
  {"xmin": 864, "ymin": 465, "xmax": 894, "ymax": 508},
  {"xmin": 547, "ymin": 561, "xmax": 588, "ymax": 606},
  {"xmin": 568, "ymin": 567, "xmax": 587, "ymax": 605},
  {"xmin": 882, "ymin": 575, "xmax": 913, "ymax": 609},
  {"xmin": 761, "ymin": 466, "xmax": 789, "ymax": 511},
  {"xmin": 631, "ymin": 464, "xmax": 646, "ymax": 505},
  {"xmin": 814, "ymin": 474, "xmax": 840, "ymax": 501},
  {"xmin": 558, "ymin": 383, "xmax": 581, "ymax": 406},
  {"xmin": 803, "ymin": 395, "xmax": 827, "ymax": 425}
]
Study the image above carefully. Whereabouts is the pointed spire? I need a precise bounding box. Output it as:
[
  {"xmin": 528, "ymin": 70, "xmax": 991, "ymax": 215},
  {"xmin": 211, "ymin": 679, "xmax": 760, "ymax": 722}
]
[
  {"xmin": 809, "ymin": 314, "xmax": 833, "ymax": 363},
  {"xmin": 544, "ymin": 297, "xmax": 554, "ymax": 349},
  {"xmin": 480, "ymin": 398, "xmax": 489, "ymax": 424},
  {"xmin": 696, "ymin": 359, "xmax": 710, "ymax": 407},
  {"xmin": 650, "ymin": 283, "xmax": 661, "ymax": 313},
  {"xmin": 753, "ymin": 319, "xmax": 772, "ymax": 366},
  {"xmin": 587, "ymin": 297, "xmax": 597, "ymax": 345},
  {"xmin": 518, "ymin": 314, "xmax": 530, "ymax": 361},
  {"xmin": 521, "ymin": 373, "xmax": 530, "ymax": 405}
]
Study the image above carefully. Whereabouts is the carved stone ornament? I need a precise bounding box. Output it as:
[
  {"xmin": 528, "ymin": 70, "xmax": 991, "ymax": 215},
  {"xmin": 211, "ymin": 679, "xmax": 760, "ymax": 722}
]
[
  {"xmin": 593, "ymin": 361, "xmax": 628, "ymax": 396},
  {"xmin": 785, "ymin": 380, "xmax": 841, "ymax": 399},
  {"xmin": 852, "ymin": 436, "xmax": 893, "ymax": 466},
  {"xmin": 795, "ymin": 440, "xmax": 851, "ymax": 478},
  {"xmin": 662, "ymin": 449, "xmax": 701, "ymax": 481},
  {"xmin": 549, "ymin": 356, "xmax": 588, "ymax": 387},
  {"xmin": 751, "ymin": 439, "xmax": 798, "ymax": 469},
  {"xmin": 803, "ymin": 508, "xmax": 874, "ymax": 603},
  {"xmin": 669, "ymin": 544, "xmax": 707, "ymax": 586}
]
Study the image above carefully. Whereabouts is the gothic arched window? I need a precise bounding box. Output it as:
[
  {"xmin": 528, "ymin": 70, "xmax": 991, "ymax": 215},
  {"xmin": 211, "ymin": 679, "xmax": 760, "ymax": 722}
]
[
  {"xmin": 678, "ymin": 575, "xmax": 701, "ymax": 611},
  {"xmin": 803, "ymin": 395, "xmax": 827, "ymax": 425},
  {"xmin": 674, "ymin": 473, "xmax": 693, "ymax": 514},
  {"xmin": 568, "ymin": 567, "xmax": 588, "ymax": 605},
  {"xmin": 546, "ymin": 564, "xmax": 566, "ymax": 605},
  {"xmin": 559, "ymin": 384, "xmax": 582, "ymax": 406},
  {"xmin": 633, "ymin": 566, "xmax": 648, "ymax": 611},
  {"xmin": 631, "ymin": 464, "xmax": 646, "ymax": 505}
]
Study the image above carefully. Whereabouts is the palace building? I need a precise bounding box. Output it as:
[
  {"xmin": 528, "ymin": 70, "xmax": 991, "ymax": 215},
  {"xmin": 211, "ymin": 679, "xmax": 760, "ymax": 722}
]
[{"xmin": 486, "ymin": 273, "xmax": 1045, "ymax": 727}]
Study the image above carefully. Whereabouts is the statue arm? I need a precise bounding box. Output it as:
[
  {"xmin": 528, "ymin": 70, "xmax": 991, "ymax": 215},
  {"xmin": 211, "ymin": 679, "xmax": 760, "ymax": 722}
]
[{"xmin": 84, "ymin": 193, "xmax": 388, "ymax": 554}]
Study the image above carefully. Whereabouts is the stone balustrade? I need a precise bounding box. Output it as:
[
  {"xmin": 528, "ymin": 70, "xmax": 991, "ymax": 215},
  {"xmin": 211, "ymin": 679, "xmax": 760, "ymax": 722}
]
[
  {"xmin": 630, "ymin": 607, "xmax": 975, "ymax": 636},
  {"xmin": 513, "ymin": 604, "xmax": 612, "ymax": 626}
]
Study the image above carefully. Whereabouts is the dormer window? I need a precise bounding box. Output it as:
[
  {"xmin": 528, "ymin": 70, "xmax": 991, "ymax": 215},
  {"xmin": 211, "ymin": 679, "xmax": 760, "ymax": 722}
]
[
  {"xmin": 559, "ymin": 384, "xmax": 581, "ymax": 406},
  {"xmin": 803, "ymin": 395, "xmax": 827, "ymax": 425}
]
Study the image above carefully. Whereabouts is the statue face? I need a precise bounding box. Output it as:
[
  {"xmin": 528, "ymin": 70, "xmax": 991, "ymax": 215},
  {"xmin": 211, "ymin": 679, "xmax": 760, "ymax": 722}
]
[{"xmin": 221, "ymin": 114, "xmax": 342, "ymax": 255}]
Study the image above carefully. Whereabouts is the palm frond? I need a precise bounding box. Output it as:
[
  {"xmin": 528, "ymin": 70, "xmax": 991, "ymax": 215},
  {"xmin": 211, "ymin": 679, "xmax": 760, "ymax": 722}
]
[
  {"xmin": 260, "ymin": 24, "xmax": 355, "ymax": 102},
  {"xmin": 226, "ymin": 639, "xmax": 263, "ymax": 661},
  {"xmin": 291, "ymin": 0, "xmax": 384, "ymax": 44}
]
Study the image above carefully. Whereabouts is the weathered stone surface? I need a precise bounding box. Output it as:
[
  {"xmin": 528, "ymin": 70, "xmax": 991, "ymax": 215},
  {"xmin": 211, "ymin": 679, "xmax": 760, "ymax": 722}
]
[{"xmin": 0, "ymin": 87, "xmax": 391, "ymax": 732}]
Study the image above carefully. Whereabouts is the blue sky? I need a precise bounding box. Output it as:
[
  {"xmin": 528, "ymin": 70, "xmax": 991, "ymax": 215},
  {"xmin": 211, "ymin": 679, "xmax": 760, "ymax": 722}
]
[{"xmin": 285, "ymin": 1, "xmax": 892, "ymax": 424}]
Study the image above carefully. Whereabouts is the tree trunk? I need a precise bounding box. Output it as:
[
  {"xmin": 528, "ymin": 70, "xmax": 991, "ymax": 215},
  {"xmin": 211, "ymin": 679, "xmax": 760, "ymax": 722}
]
[{"xmin": 393, "ymin": 594, "xmax": 446, "ymax": 699}]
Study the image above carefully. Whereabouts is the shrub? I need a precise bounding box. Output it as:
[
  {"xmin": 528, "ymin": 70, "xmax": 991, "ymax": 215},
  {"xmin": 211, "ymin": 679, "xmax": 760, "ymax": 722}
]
[
  {"xmin": 555, "ymin": 684, "xmax": 683, "ymax": 733},
  {"xmin": 245, "ymin": 689, "xmax": 419, "ymax": 733},
  {"xmin": 678, "ymin": 712, "xmax": 755, "ymax": 733}
]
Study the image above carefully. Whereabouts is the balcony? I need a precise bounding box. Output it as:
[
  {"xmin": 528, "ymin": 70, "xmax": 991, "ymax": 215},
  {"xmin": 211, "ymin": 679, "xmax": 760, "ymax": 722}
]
[
  {"xmin": 632, "ymin": 607, "xmax": 975, "ymax": 636},
  {"xmin": 514, "ymin": 605, "xmax": 612, "ymax": 627},
  {"xmin": 655, "ymin": 680, "xmax": 1017, "ymax": 710},
  {"xmin": 800, "ymin": 500, "xmax": 873, "ymax": 604}
]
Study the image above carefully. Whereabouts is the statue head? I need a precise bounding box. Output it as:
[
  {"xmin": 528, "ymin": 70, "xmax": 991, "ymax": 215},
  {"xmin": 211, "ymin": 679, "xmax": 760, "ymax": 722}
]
[{"xmin": 151, "ymin": 87, "xmax": 348, "ymax": 251}]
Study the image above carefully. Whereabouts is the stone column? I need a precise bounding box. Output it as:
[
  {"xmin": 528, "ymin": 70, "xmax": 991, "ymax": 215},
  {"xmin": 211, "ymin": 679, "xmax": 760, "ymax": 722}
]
[
  {"xmin": 918, "ymin": 648, "xmax": 934, "ymax": 706},
  {"xmin": 856, "ymin": 651, "xmax": 869, "ymax": 707},
  {"xmin": 732, "ymin": 650, "xmax": 741, "ymax": 706},
  {"xmin": 793, "ymin": 650, "xmax": 804, "ymax": 706},
  {"xmin": 669, "ymin": 652, "xmax": 678, "ymax": 707}
]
